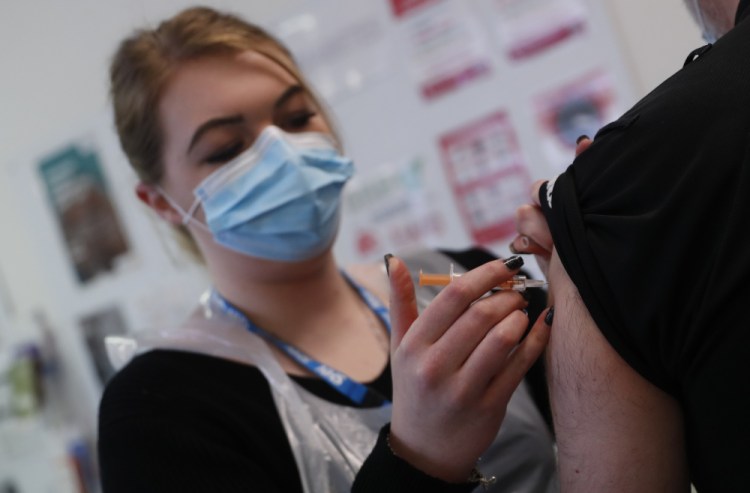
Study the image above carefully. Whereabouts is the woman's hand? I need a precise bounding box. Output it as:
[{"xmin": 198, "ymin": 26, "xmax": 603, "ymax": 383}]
[
  {"xmin": 510, "ymin": 136, "xmax": 593, "ymax": 278},
  {"xmin": 385, "ymin": 255, "xmax": 552, "ymax": 483}
]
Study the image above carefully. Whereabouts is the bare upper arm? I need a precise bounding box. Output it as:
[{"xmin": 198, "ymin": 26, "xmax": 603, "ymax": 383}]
[{"xmin": 547, "ymin": 250, "xmax": 690, "ymax": 492}]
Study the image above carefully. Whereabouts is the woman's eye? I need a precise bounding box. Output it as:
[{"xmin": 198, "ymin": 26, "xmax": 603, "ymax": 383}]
[
  {"xmin": 282, "ymin": 111, "xmax": 317, "ymax": 130},
  {"xmin": 205, "ymin": 142, "xmax": 243, "ymax": 164}
]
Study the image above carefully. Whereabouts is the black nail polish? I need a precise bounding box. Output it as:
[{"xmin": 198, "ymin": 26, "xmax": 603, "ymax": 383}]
[
  {"xmin": 503, "ymin": 255, "xmax": 524, "ymax": 270},
  {"xmin": 576, "ymin": 134, "xmax": 590, "ymax": 144},
  {"xmin": 544, "ymin": 306, "xmax": 555, "ymax": 325},
  {"xmin": 384, "ymin": 253, "xmax": 394, "ymax": 277}
]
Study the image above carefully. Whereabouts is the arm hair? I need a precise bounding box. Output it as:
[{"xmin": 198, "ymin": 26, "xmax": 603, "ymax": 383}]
[{"xmin": 546, "ymin": 250, "xmax": 690, "ymax": 492}]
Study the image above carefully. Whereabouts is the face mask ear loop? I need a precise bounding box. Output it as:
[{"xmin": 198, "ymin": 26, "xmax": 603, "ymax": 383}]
[
  {"xmin": 183, "ymin": 200, "xmax": 202, "ymax": 226},
  {"xmin": 156, "ymin": 186, "xmax": 211, "ymax": 233}
]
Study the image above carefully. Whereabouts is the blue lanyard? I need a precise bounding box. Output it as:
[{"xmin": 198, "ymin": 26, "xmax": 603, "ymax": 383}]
[{"xmin": 211, "ymin": 271, "xmax": 391, "ymax": 406}]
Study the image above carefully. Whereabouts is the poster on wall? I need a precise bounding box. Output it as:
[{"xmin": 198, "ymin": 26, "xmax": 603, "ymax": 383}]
[
  {"xmin": 37, "ymin": 144, "xmax": 130, "ymax": 285},
  {"xmin": 488, "ymin": 0, "xmax": 588, "ymax": 61},
  {"xmin": 535, "ymin": 70, "xmax": 620, "ymax": 171},
  {"xmin": 338, "ymin": 157, "xmax": 447, "ymax": 262},
  {"xmin": 390, "ymin": 0, "xmax": 492, "ymax": 100},
  {"xmin": 439, "ymin": 112, "xmax": 532, "ymax": 244},
  {"xmin": 79, "ymin": 305, "xmax": 128, "ymax": 385}
]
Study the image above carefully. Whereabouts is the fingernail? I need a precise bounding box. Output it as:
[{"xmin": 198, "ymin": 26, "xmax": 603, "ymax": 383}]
[
  {"xmin": 503, "ymin": 255, "xmax": 524, "ymax": 270},
  {"xmin": 510, "ymin": 236, "xmax": 530, "ymax": 255},
  {"xmin": 544, "ymin": 306, "xmax": 555, "ymax": 325},
  {"xmin": 384, "ymin": 253, "xmax": 394, "ymax": 277},
  {"xmin": 576, "ymin": 134, "xmax": 590, "ymax": 144}
]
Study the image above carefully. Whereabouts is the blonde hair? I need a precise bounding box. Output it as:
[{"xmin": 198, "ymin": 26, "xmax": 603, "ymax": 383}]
[{"xmin": 109, "ymin": 6, "xmax": 335, "ymax": 258}]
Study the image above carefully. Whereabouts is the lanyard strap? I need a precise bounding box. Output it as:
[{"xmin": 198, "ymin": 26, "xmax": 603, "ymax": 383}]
[{"xmin": 211, "ymin": 271, "xmax": 391, "ymax": 406}]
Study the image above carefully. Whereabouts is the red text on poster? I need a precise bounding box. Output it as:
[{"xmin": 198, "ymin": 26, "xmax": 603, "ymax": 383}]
[{"xmin": 440, "ymin": 112, "xmax": 532, "ymax": 244}]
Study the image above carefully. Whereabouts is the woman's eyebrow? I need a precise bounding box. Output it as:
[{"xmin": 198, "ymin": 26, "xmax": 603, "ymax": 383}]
[
  {"xmin": 186, "ymin": 85, "xmax": 303, "ymax": 155},
  {"xmin": 274, "ymin": 84, "xmax": 304, "ymax": 110},
  {"xmin": 187, "ymin": 115, "xmax": 244, "ymax": 154}
]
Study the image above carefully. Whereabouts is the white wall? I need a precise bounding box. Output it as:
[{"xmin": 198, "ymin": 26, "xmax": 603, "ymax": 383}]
[
  {"xmin": 0, "ymin": 0, "xmax": 706, "ymax": 435},
  {"xmin": 607, "ymin": 0, "xmax": 703, "ymax": 92}
]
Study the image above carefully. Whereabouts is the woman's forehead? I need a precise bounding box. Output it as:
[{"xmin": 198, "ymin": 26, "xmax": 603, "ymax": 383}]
[
  {"xmin": 159, "ymin": 51, "xmax": 299, "ymax": 139},
  {"xmin": 167, "ymin": 50, "xmax": 297, "ymax": 96}
]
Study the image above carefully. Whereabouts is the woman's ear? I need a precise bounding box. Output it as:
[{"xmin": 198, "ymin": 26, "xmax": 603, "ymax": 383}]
[{"xmin": 135, "ymin": 182, "xmax": 183, "ymax": 225}]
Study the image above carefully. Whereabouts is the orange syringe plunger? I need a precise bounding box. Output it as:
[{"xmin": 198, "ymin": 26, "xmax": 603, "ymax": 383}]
[
  {"xmin": 418, "ymin": 272, "xmax": 452, "ymax": 286},
  {"xmin": 419, "ymin": 263, "xmax": 460, "ymax": 286},
  {"xmin": 419, "ymin": 264, "xmax": 461, "ymax": 286},
  {"xmin": 418, "ymin": 263, "xmax": 546, "ymax": 292}
]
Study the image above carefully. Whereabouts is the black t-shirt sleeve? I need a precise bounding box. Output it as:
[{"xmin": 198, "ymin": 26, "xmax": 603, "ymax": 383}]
[{"xmin": 539, "ymin": 29, "xmax": 750, "ymax": 396}]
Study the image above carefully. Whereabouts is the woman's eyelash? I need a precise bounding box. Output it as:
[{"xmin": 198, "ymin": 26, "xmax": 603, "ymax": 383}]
[
  {"xmin": 205, "ymin": 142, "xmax": 243, "ymax": 164},
  {"xmin": 201, "ymin": 110, "xmax": 316, "ymax": 164},
  {"xmin": 285, "ymin": 111, "xmax": 317, "ymax": 128}
]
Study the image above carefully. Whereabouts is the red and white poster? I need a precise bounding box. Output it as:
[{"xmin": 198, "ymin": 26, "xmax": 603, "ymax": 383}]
[
  {"xmin": 535, "ymin": 70, "xmax": 620, "ymax": 171},
  {"xmin": 489, "ymin": 0, "xmax": 587, "ymax": 61},
  {"xmin": 390, "ymin": 0, "xmax": 492, "ymax": 100},
  {"xmin": 439, "ymin": 112, "xmax": 532, "ymax": 245}
]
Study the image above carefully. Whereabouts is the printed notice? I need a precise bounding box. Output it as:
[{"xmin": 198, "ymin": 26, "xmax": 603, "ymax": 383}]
[
  {"xmin": 439, "ymin": 112, "xmax": 532, "ymax": 244},
  {"xmin": 489, "ymin": 0, "xmax": 587, "ymax": 61},
  {"xmin": 535, "ymin": 71, "xmax": 620, "ymax": 170},
  {"xmin": 38, "ymin": 145, "xmax": 130, "ymax": 284},
  {"xmin": 390, "ymin": 0, "xmax": 492, "ymax": 100}
]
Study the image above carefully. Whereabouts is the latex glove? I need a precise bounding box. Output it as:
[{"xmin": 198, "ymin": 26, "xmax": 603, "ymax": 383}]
[{"xmin": 386, "ymin": 254, "xmax": 552, "ymax": 483}]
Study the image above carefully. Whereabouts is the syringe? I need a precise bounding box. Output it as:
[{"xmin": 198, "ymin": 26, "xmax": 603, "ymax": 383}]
[{"xmin": 419, "ymin": 264, "xmax": 546, "ymax": 292}]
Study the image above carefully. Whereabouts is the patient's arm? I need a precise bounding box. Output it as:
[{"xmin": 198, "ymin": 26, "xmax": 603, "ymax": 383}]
[{"xmin": 547, "ymin": 250, "xmax": 690, "ymax": 492}]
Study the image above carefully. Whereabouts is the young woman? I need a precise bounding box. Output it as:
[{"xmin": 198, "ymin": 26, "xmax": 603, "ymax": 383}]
[{"xmin": 98, "ymin": 7, "xmax": 556, "ymax": 492}]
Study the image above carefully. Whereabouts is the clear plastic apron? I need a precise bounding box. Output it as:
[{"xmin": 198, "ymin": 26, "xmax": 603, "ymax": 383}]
[
  {"xmin": 107, "ymin": 297, "xmax": 389, "ymax": 492},
  {"xmin": 106, "ymin": 250, "xmax": 559, "ymax": 492}
]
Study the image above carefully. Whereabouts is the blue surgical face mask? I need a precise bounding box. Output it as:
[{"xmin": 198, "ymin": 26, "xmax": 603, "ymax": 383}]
[{"xmin": 163, "ymin": 126, "xmax": 354, "ymax": 262}]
